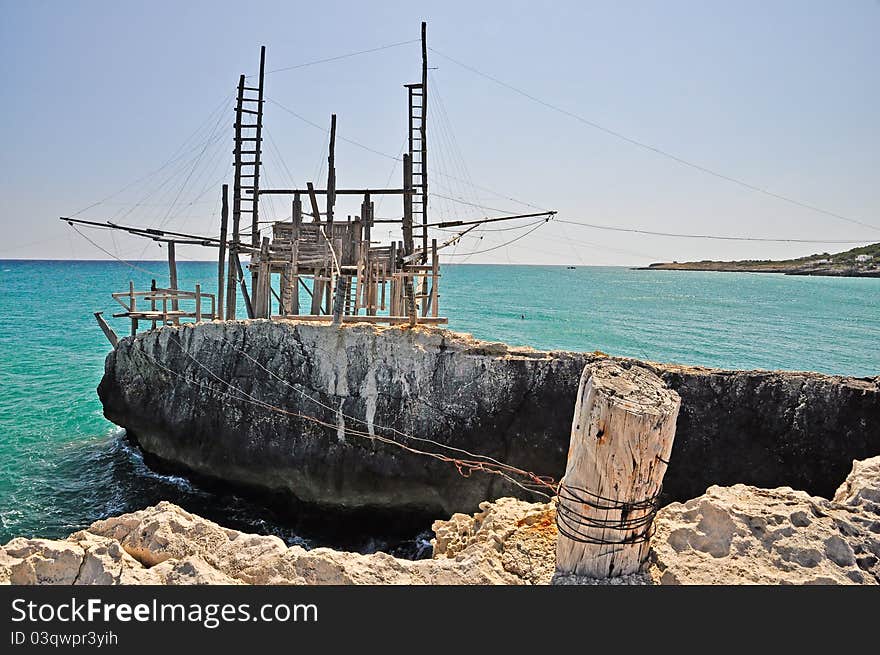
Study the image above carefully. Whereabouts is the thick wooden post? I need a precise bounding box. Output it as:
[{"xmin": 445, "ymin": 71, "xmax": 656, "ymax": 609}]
[
  {"xmin": 195, "ymin": 284, "xmax": 202, "ymax": 322},
  {"xmin": 555, "ymin": 360, "xmax": 681, "ymax": 579},
  {"xmin": 217, "ymin": 184, "xmax": 228, "ymax": 319},
  {"xmin": 331, "ymin": 276, "xmax": 349, "ymax": 326}
]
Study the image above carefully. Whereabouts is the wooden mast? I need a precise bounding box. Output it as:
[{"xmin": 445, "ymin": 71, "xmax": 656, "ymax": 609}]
[
  {"xmin": 420, "ymin": 21, "xmax": 428, "ymax": 264},
  {"xmin": 250, "ymin": 46, "xmax": 266, "ymax": 303}
]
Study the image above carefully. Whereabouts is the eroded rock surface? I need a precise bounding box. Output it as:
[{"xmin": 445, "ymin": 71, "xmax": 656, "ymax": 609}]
[
  {"xmin": 650, "ymin": 457, "xmax": 880, "ymax": 585},
  {"xmin": 98, "ymin": 320, "xmax": 880, "ymax": 515},
  {"xmin": 0, "ymin": 498, "xmax": 557, "ymax": 585},
  {"xmin": 3, "ymin": 458, "xmax": 878, "ymax": 585}
]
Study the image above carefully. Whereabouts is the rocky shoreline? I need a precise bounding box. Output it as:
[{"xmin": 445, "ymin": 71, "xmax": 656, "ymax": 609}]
[
  {"xmin": 637, "ymin": 263, "xmax": 880, "ymax": 277},
  {"xmin": 3, "ymin": 457, "xmax": 877, "ymax": 585},
  {"xmin": 97, "ymin": 321, "xmax": 880, "ymax": 517}
]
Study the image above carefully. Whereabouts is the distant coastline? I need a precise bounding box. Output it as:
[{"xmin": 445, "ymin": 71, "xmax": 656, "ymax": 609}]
[{"xmin": 637, "ymin": 243, "xmax": 880, "ymax": 277}]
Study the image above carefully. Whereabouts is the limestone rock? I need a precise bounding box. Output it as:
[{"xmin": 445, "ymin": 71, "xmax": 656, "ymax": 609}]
[
  {"xmin": 432, "ymin": 497, "xmax": 558, "ymax": 585},
  {"xmin": 2, "ymin": 538, "xmax": 85, "ymax": 585},
  {"xmin": 86, "ymin": 500, "xmax": 288, "ymax": 579},
  {"xmin": 3, "ymin": 456, "xmax": 879, "ymax": 585},
  {"xmin": 650, "ymin": 475, "xmax": 880, "ymax": 585},
  {"xmin": 0, "ymin": 534, "xmax": 155, "ymax": 585}
]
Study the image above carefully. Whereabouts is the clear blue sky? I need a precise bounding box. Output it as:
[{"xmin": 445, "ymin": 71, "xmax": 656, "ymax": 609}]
[{"xmin": 1, "ymin": 0, "xmax": 877, "ymax": 265}]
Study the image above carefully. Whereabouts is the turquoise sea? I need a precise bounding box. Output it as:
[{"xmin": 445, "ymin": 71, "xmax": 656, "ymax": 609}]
[{"xmin": 1, "ymin": 260, "xmax": 878, "ymax": 548}]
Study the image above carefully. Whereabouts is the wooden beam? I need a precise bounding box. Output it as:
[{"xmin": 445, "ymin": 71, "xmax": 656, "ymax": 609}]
[
  {"xmin": 253, "ymin": 188, "xmax": 408, "ymax": 196},
  {"xmin": 217, "ymin": 184, "xmax": 228, "ymax": 319},
  {"xmin": 420, "ymin": 20, "xmax": 429, "ymax": 264},
  {"xmin": 167, "ymin": 241, "xmax": 179, "ymax": 325},
  {"xmin": 93, "ymin": 312, "xmax": 119, "ymax": 348},
  {"xmin": 402, "ymin": 154, "xmax": 417, "ymax": 326},
  {"xmin": 306, "ymin": 182, "xmax": 322, "ymax": 225},
  {"xmin": 327, "ymin": 114, "xmax": 336, "ymax": 228},
  {"xmin": 273, "ymin": 314, "xmax": 448, "ymax": 325},
  {"xmin": 233, "ymin": 253, "xmax": 254, "ymax": 319}
]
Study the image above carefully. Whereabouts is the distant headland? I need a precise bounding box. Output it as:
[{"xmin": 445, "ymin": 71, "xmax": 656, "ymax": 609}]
[{"xmin": 639, "ymin": 243, "xmax": 880, "ymax": 277}]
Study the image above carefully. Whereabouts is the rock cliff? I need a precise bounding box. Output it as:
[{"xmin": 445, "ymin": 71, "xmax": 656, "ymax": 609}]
[
  {"xmin": 3, "ymin": 457, "xmax": 877, "ymax": 585},
  {"xmin": 97, "ymin": 320, "xmax": 880, "ymax": 516}
]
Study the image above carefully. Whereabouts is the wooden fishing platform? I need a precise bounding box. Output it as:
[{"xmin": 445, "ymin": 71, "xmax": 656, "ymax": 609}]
[{"xmin": 64, "ymin": 22, "xmax": 555, "ymax": 345}]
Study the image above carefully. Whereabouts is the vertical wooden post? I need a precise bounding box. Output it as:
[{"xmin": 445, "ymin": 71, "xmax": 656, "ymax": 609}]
[
  {"xmin": 249, "ymin": 46, "xmax": 266, "ymax": 301},
  {"xmin": 420, "ymin": 20, "xmax": 429, "ymax": 264},
  {"xmin": 555, "ymin": 361, "xmax": 681, "ymax": 579},
  {"xmin": 252, "ymin": 46, "xmax": 265, "ymax": 247},
  {"xmin": 167, "ymin": 241, "xmax": 179, "ymax": 325},
  {"xmin": 225, "ymin": 250, "xmax": 237, "ymax": 320},
  {"xmin": 327, "ymin": 114, "xmax": 336, "ymax": 229},
  {"xmin": 430, "ymin": 238, "xmax": 439, "ymax": 317},
  {"xmin": 361, "ymin": 192, "xmax": 372, "ymax": 247},
  {"xmin": 402, "ymin": 154, "xmax": 417, "ymax": 325},
  {"xmin": 291, "ymin": 194, "xmax": 301, "ymax": 315},
  {"xmin": 195, "ymin": 284, "xmax": 202, "ymax": 322},
  {"xmin": 331, "ymin": 276, "xmax": 349, "ymax": 326},
  {"xmin": 217, "ymin": 184, "xmax": 228, "ymax": 319},
  {"xmin": 230, "ymin": 74, "xmax": 245, "ymax": 320},
  {"xmin": 129, "ymin": 280, "xmax": 137, "ymax": 337},
  {"xmin": 255, "ymin": 237, "xmax": 270, "ymax": 318},
  {"xmin": 150, "ymin": 279, "xmax": 157, "ymax": 330},
  {"xmin": 389, "ymin": 241, "xmax": 398, "ymax": 316}
]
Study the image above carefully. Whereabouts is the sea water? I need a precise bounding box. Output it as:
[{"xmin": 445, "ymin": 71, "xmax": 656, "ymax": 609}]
[{"xmin": 1, "ymin": 260, "xmax": 877, "ymax": 548}]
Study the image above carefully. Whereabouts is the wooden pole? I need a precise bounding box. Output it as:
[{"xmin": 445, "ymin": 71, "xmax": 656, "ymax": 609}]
[
  {"xmin": 230, "ymin": 74, "xmax": 245, "ymax": 320},
  {"xmin": 361, "ymin": 192, "xmax": 372, "ymax": 247},
  {"xmin": 555, "ymin": 361, "xmax": 680, "ymax": 579},
  {"xmin": 430, "ymin": 238, "xmax": 439, "ymax": 317},
  {"xmin": 331, "ymin": 276, "xmax": 349, "ymax": 326},
  {"xmin": 327, "ymin": 114, "xmax": 336, "ymax": 229},
  {"xmin": 195, "ymin": 284, "xmax": 202, "ymax": 322},
  {"xmin": 217, "ymin": 184, "xmax": 228, "ymax": 319},
  {"xmin": 233, "ymin": 254, "xmax": 254, "ymax": 318},
  {"xmin": 250, "ymin": 46, "xmax": 266, "ymax": 302},
  {"xmin": 129, "ymin": 280, "xmax": 137, "ymax": 337},
  {"xmin": 420, "ymin": 20, "xmax": 429, "ymax": 265},
  {"xmin": 402, "ymin": 154, "xmax": 417, "ymax": 325},
  {"xmin": 167, "ymin": 241, "xmax": 179, "ymax": 325},
  {"xmin": 256, "ymin": 236, "xmax": 270, "ymax": 318},
  {"xmin": 94, "ymin": 312, "xmax": 118, "ymax": 348},
  {"xmin": 306, "ymin": 182, "xmax": 322, "ymax": 223},
  {"xmin": 291, "ymin": 194, "xmax": 301, "ymax": 314},
  {"xmin": 150, "ymin": 279, "xmax": 157, "ymax": 329}
]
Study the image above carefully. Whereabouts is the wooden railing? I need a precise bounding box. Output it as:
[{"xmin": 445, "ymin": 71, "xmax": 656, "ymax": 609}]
[{"xmin": 111, "ymin": 281, "xmax": 216, "ymax": 336}]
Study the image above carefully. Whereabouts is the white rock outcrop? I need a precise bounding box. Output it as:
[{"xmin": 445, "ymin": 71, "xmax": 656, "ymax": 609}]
[
  {"xmin": 0, "ymin": 498, "xmax": 557, "ymax": 585},
  {"xmin": 650, "ymin": 457, "xmax": 880, "ymax": 585},
  {"xmin": 2, "ymin": 457, "xmax": 878, "ymax": 585}
]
